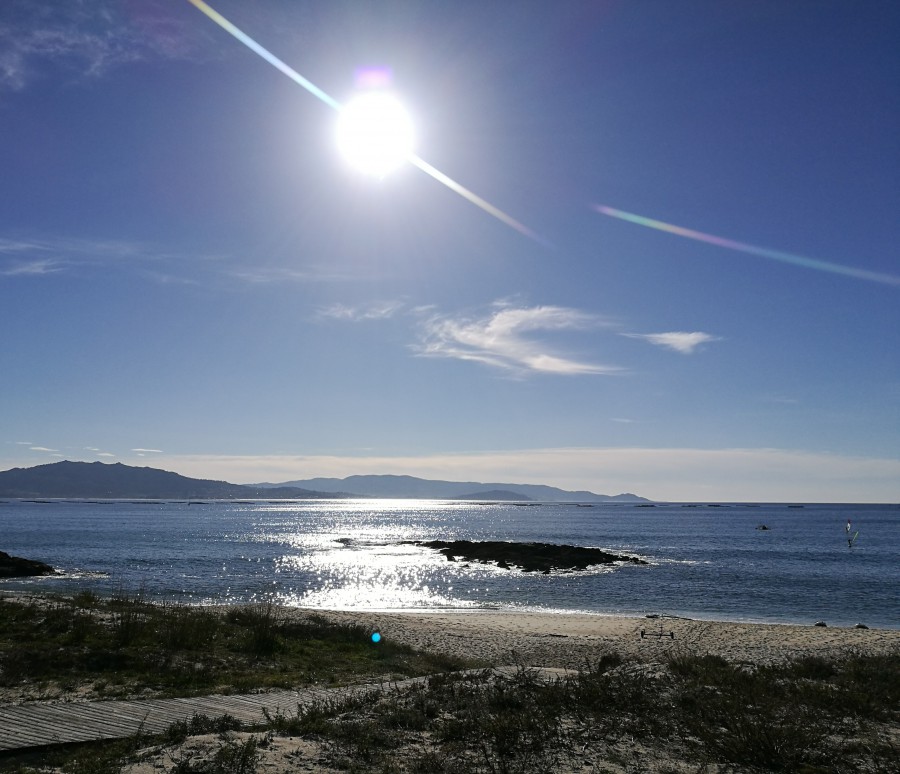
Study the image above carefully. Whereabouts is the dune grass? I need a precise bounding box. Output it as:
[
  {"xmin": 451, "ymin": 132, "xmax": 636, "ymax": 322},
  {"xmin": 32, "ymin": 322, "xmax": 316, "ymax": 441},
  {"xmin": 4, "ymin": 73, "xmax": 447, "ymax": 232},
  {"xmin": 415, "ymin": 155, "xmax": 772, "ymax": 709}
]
[
  {"xmin": 252, "ymin": 652, "xmax": 898, "ymax": 772},
  {"xmin": 0, "ymin": 592, "xmax": 471, "ymax": 700},
  {"xmin": 0, "ymin": 595, "xmax": 897, "ymax": 772}
]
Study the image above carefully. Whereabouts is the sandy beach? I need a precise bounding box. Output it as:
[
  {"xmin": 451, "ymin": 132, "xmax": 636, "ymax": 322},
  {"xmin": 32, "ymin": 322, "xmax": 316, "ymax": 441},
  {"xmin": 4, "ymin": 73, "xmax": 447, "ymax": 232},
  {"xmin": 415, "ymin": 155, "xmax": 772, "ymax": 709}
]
[
  {"xmin": 3, "ymin": 594, "xmax": 898, "ymax": 772},
  {"xmin": 305, "ymin": 608, "xmax": 900, "ymax": 667},
  {"xmin": 2, "ymin": 590, "xmax": 897, "ymax": 671}
]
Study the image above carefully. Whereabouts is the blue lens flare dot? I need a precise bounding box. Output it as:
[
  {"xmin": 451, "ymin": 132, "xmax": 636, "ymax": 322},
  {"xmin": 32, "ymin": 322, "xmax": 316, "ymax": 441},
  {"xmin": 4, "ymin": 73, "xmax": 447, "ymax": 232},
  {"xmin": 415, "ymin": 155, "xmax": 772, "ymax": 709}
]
[{"xmin": 371, "ymin": 632, "xmax": 382, "ymax": 643}]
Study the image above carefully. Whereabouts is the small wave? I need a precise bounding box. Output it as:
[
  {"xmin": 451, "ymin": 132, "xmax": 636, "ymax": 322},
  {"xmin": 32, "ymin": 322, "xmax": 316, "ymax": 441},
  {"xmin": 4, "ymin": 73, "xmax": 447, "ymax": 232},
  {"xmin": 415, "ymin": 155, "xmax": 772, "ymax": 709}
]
[
  {"xmin": 58, "ymin": 570, "xmax": 111, "ymax": 579},
  {"xmin": 646, "ymin": 557, "xmax": 710, "ymax": 567}
]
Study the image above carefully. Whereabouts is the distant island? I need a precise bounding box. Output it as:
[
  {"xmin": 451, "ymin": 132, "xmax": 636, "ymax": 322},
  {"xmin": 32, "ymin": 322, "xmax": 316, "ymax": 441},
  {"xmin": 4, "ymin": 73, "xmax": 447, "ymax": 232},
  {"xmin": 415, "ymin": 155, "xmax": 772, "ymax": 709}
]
[
  {"xmin": 0, "ymin": 461, "xmax": 650, "ymax": 503},
  {"xmin": 253, "ymin": 473, "xmax": 649, "ymax": 503}
]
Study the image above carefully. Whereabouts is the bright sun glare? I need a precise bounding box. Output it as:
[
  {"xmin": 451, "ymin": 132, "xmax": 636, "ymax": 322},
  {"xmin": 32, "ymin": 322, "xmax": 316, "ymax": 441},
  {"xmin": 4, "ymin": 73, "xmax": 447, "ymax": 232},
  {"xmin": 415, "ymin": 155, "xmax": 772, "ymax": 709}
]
[{"xmin": 336, "ymin": 92, "xmax": 415, "ymax": 177}]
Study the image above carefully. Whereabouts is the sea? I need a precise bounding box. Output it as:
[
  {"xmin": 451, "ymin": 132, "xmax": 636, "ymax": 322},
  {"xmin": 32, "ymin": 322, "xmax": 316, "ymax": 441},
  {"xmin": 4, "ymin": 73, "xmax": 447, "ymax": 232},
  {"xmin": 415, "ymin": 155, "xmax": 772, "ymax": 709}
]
[{"xmin": 1, "ymin": 499, "xmax": 897, "ymax": 629}]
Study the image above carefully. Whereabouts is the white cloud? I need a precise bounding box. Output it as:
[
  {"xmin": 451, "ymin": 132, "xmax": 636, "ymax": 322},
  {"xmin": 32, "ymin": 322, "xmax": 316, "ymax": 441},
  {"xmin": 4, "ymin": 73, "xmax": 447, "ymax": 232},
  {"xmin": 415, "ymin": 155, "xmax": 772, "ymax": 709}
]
[
  {"xmin": 417, "ymin": 303, "xmax": 621, "ymax": 376},
  {"xmin": 0, "ymin": 258, "xmax": 64, "ymax": 276},
  {"xmin": 318, "ymin": 301, "xmax": 405, "ymax": 322},
  {"xmin": 131, "ymin": 448, "xmax": 163, "ymax": 453},
  {"xmin": 97, "ymin": 452, "xmax": 115, "ymax": 458},
  {"xmin": 0, "ymin": 234, "xmax": 222, "ymax": 285},
  {"xmin": 624, "ymin": 331, "xmax": 720, "ymax": 354},
  {"xmin": 0, "ymin": 1, "xmax": 207, "ymax": 94},
  {"xmin": 0, "ymin": 239, "xmax": 47, "ymax": 253},
  {"xmin": 29, "ymin": 446, "xmax": 57, "ymax": 452}
]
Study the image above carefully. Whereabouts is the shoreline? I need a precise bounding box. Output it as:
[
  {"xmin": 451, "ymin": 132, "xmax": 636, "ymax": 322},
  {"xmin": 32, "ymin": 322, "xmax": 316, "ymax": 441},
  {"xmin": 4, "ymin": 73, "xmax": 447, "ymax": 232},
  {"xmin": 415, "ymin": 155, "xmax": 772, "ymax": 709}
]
[
  {"xmin": 3, "ymin": 590, "xmax": 898, "ymax": 669},
  {"xmin": 294, "ymin": 607, "xmax": 900, "ymax": 667},
  {"xmin": 6, "ymin": 586, "xmax": 897, "ymax": 631}
]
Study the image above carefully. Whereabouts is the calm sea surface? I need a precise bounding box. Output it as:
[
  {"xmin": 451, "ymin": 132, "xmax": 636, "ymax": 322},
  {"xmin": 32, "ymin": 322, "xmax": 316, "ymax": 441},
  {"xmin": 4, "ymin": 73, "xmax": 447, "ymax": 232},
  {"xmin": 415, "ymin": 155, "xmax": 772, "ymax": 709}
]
[{"xmin": 1, "ymin": 500, "xmax": 897, "ymax": 629}]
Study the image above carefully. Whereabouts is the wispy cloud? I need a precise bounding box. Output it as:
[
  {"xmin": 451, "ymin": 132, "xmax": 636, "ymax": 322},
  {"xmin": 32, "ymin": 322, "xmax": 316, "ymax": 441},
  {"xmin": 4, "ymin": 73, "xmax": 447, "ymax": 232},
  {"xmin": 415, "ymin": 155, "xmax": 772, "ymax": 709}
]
[
  {"xmin": 0, "ymin": 234, "xmax": 220, "ymax": 284},
  {"xmin": 417, "ymin": 303, "xmax": 621, "ymax": 376},
  {"xmin": 0, "ymin": 239, "xmax": 49, "ymax": 253},
  {"xmin": 132, "ymin": 448, "xmax": 163, "ymax": 454},
  {"xmin": 0, "ymin": 258, "xmax": 65, "ymax": 276},
  {"xmin": 0, "ymin": 1, "xmax": 207, "ymax": 94},
  {"xmin": 29, "ymin": 446, "xmax": 57, "ymax": 452},
  {"xmin": 318, "ymin": 301, "xmax": 405, "ymax": 322},
  {"xmin": 624, "ymin": 331, "xmax": 720, "ymax": 354},
  {"xmin": 229, "ymin": 263, "xmax": 362, "ymax": 284}
]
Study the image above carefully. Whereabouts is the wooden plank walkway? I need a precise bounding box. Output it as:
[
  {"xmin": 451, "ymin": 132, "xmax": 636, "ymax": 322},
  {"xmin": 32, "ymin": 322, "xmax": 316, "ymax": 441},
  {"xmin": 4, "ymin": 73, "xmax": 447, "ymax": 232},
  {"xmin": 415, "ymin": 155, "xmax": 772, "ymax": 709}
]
[
  {"xmin": 0, "ymin": 667, "xmax": 562, "ymax": 751},
  {"xmin": 0, "ymin": 686, "xmax": 328, "ymax": 751}
]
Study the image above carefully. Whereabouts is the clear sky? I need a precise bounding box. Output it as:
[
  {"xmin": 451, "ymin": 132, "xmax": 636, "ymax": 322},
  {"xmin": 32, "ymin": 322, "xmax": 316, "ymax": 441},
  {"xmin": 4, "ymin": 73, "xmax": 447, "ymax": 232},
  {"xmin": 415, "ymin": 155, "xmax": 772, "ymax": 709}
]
[{"xmin": 2, "ymin": 1, "xmax": 898, "ymax": 502}]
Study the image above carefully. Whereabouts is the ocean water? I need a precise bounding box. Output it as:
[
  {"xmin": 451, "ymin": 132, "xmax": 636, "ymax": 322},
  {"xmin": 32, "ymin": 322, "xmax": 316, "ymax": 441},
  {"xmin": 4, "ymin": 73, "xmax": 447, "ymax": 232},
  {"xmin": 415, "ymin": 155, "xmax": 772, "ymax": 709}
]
[{"xmin": 0, "ymin": 499, "xmax": 897, "ymax": 629}]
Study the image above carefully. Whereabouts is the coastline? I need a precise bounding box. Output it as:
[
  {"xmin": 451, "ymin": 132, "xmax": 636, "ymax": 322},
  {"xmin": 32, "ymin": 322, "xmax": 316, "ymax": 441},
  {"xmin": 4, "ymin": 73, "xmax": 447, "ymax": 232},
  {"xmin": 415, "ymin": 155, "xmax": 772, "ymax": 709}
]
[{"xmin": 2, "ymin": 591, "xmax": 897, "ymax": 669}]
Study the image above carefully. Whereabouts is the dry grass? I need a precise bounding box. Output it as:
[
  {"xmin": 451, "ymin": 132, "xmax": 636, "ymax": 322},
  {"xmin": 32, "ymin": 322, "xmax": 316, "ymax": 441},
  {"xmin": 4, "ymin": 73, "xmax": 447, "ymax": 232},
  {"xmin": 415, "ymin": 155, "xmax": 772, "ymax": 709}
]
[{"xmin": 0, "ymin": 595, "xmax": 897, "ymax": 773}]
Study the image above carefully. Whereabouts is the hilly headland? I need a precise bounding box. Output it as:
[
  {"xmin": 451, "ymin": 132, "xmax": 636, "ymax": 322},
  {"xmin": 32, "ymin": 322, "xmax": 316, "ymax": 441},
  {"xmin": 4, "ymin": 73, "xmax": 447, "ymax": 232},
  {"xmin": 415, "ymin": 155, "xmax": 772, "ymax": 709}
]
[{"xmin": 0, "ymin": 461, "xmax": 649, "ymax": 502}]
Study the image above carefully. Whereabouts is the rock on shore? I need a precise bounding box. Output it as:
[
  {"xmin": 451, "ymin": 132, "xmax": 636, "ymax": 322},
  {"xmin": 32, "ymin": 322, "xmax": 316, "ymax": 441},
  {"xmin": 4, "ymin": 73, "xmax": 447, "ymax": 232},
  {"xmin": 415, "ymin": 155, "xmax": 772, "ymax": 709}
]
[{"xmin": 0, "ymin": 551, "xmax": 57, "ymax": 577}]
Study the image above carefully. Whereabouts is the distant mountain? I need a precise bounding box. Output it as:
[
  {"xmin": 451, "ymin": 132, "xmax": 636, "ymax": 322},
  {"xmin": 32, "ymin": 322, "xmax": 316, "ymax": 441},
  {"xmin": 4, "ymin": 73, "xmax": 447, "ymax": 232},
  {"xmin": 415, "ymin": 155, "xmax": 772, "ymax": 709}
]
[
  {"xmin": 254, "ymin": 474, "xmax": 650, "ymax": 503},
  {"xmin": 0, "ymin": 462, "xmax": 651, "ymax": 503},
  {"xmin": 0, "ymin": 461, "xmax": 331, "ymax": 500}
]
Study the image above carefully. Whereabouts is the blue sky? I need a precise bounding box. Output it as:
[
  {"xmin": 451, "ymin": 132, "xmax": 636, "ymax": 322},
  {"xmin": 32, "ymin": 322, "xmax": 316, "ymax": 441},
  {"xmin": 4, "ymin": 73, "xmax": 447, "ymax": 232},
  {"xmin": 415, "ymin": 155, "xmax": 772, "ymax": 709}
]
[{"xmin": 1, "ymin": 0, "xmax": 898, "ymax": 502}]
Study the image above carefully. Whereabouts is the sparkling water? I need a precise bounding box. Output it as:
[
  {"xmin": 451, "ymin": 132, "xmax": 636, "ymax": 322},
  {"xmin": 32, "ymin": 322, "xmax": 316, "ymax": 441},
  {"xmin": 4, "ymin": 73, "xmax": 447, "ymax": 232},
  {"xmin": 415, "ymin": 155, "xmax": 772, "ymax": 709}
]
[{"xmin": 1, "ymin": 499, "xmax": 897, "ymax": 628}]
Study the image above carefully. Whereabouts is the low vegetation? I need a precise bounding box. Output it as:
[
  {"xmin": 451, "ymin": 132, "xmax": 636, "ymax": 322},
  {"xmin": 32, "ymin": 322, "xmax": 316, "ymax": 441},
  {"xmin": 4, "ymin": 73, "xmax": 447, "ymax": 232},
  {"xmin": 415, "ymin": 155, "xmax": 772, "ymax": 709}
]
[
  {"xmin": 0, "ymin": 592, "xmax": 470, "ymax": 700},
  {"xmin": 0, "ymin": 595, "xmax": 897, "ymax": 772}
]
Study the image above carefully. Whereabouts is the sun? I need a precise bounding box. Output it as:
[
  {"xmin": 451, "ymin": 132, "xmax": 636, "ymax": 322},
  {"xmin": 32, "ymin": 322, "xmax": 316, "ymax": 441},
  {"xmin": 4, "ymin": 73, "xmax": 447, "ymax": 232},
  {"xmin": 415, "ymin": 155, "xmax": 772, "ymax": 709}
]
[{"xmin": 336, "ymin": 91, "xmax": 415, "ymax": 177}]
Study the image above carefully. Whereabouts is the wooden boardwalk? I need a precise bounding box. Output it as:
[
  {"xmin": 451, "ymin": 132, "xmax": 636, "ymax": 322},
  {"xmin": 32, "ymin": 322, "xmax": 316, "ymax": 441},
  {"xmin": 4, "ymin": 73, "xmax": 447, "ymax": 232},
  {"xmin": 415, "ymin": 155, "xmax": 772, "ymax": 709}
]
[
  {"xmin": 0, "ymin": 680, "xmax": 394, "ymax": 752},
  {"xmin": 0, "ymin": 667, "xmax": 559, "ymax": 751}
]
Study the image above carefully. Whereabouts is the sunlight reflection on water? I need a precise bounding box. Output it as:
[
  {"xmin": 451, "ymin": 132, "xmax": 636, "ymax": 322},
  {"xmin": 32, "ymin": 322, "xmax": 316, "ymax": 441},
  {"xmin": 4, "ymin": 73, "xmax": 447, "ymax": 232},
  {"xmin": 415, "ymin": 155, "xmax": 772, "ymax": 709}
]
[{"xmin": 1, "ymin": 500, "xmax": 897, "ymax": 627}]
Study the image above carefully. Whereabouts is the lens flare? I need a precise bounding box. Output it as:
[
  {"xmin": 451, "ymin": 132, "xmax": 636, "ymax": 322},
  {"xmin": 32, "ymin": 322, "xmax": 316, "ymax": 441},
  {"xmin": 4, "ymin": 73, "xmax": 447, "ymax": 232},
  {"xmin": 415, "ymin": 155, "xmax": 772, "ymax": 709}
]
[
  {"xmin": 593, "ymin": 205, "xmax": 899, "ymax": 287},
  {"xmin": 186, "ymin": 0, "xmax": 543, "ymax": 244}
]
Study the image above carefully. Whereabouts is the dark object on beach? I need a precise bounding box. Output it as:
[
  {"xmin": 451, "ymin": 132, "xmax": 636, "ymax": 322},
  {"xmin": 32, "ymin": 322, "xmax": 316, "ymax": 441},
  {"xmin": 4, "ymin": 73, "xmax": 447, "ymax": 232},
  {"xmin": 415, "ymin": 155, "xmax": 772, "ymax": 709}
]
[
  {"xmin": 854, "ymin": 623, "xmax": 869, "ymax": 629},
  {"xmin": 814, "ymin": 621, "xmax": 827, "ymax": 627},
  {"xmin": 641, "ymin": 613, "xmax": 674, "ymax": 639},
  {"xmin": 407, "ymin": 539, "xmax": 646, "ymax": 573},
  {"xmin": 0, "ymin": 550, "xmax": 57, "ymax": 578},
  {"xmin": 641, "ymin": 628, "xmax": 674, "ymax": 639}
]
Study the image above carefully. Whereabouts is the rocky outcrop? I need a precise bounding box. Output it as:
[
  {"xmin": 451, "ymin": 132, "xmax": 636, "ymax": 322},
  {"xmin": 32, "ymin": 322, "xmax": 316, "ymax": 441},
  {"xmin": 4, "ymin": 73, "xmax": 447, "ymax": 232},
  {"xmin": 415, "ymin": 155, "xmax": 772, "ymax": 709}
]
[
  {"xmin": 0, "ymin": 551, "xmax": 57, "ymax": 578},
  {"xmin": 407, "ymin": 540, "xmax": 646, "ymax": 573}
]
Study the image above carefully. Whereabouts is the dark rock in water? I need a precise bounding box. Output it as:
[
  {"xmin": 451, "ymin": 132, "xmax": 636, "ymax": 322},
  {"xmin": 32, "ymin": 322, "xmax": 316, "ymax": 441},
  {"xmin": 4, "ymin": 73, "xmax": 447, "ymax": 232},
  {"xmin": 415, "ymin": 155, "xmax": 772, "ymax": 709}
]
[
  {"xmin": 0, "ymin": 550, "xmax": 57, "ymax": 578},
  {"xmin": 407, "ymin": 539, "xmax": 646, "ymax": 573},
  {"xmin": 756, "ymin": 524, "xmax": 770, "ymax": 530},
  {"xmin": 814, "ymin": 621, "xmax": 827, "ymax": 627},
  {"xmin": 854, "ymin": 623, "xmax": 869, "ymax": 629}
]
